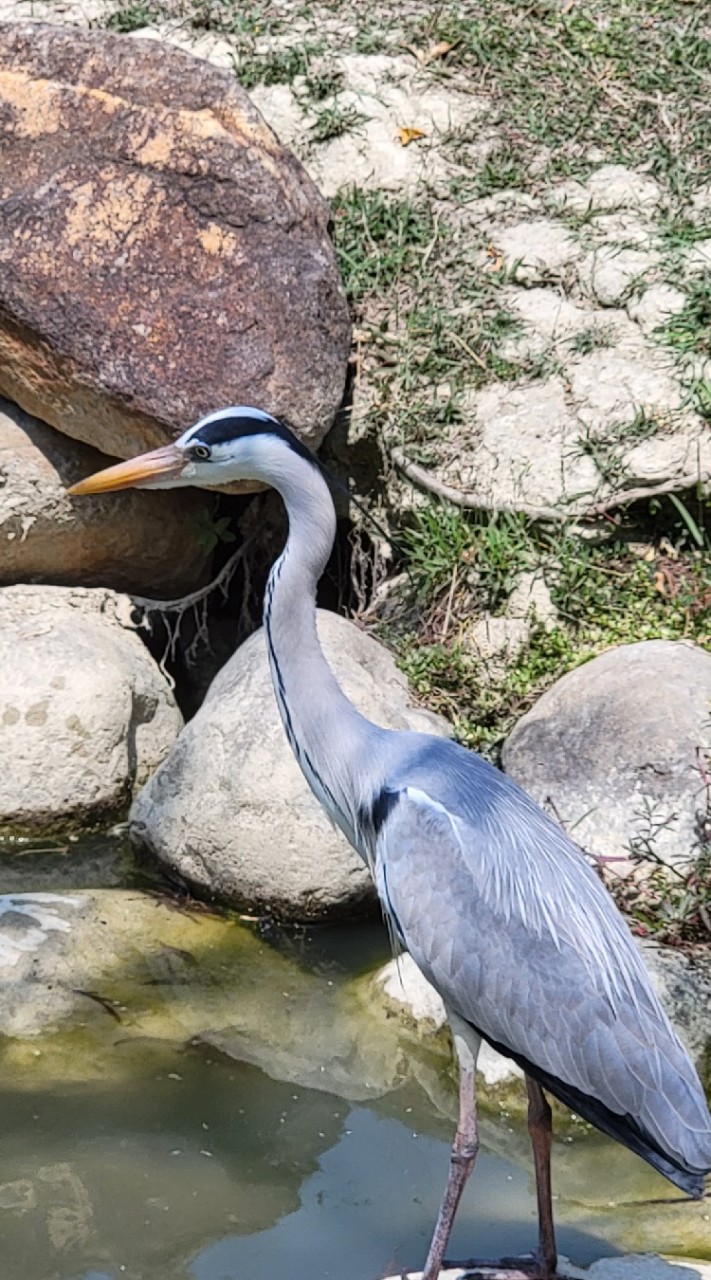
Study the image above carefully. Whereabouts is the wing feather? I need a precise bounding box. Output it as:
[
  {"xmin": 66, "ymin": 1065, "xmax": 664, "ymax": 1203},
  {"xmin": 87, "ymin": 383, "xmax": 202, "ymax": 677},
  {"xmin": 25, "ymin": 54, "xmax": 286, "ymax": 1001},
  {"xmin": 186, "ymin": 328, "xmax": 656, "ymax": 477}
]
[{"xmin": 371, "ymin": 737, "xmax": 711, "ymax": 1183}]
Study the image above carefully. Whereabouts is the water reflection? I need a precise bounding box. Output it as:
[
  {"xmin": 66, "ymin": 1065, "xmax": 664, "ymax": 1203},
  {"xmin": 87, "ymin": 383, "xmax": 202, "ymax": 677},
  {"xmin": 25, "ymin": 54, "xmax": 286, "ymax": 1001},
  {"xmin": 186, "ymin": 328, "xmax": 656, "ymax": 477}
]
[
  {"xmin": 0, "ymin": 878, "xmax": 707, "ymax": 1279},
  {"xmin": 0, "ymin": 1041, "xmax": 620, "ymax": 1280}
]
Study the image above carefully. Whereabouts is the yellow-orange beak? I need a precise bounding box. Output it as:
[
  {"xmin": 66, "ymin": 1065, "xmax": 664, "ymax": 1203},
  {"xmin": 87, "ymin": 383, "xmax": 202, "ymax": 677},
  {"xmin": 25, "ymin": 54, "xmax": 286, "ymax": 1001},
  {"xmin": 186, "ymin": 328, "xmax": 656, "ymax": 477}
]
[{"xmin": 67, "ymin": 444, "xmax": 186, "ymax": 495}]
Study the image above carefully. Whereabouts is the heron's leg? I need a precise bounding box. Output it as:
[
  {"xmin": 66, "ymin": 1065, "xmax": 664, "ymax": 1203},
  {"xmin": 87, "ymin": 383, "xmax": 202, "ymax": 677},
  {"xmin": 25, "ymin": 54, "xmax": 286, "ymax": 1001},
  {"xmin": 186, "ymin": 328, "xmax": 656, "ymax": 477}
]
[
  {"xmin": 421, "ymin": 1013, "xmax": 481, "ymax": 1280},
  {"xmin": 525, "ymin": 1075, "xmax": 557, "ymax": 1279}
]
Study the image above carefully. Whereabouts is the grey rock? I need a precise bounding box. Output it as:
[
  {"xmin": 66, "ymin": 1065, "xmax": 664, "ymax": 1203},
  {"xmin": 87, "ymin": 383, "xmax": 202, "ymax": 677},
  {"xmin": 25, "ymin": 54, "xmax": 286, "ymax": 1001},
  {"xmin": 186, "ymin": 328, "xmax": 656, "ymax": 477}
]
[
  {"xmin": 583, "ymin": 165, "xmax": 662, "ymax": 211},
  {"xmin": 253, "ymin": 52, "xmax": 481, "ymax": 198},
  {"xmin": 503, "ymin": 640, "xmax": 711, "ymax": 869},
  {"xmin": 578, "ymin": 245, "xmax": 659, "ymax": 307},
  {"xmin": 566, "ymin": 345, "xmax": 684, "ymax": 429},
  {"xmin": 0, "ymin": 585, "xmax": 182, "ymax": 834},
  {"xmin": 0, "ymin": 397, "xmax": 213, "ymax": 597},
  {"xmin": 463, "ymin": 571, "xmax": 558, "ymax": 676},
  {"xmin": 490, "ymin": 218, "xmax": 581, "ymax": 284},
  {"xmin": 641, "ymin": 941, "xmax": 711, "ymax": 1073},
  {"xmin": 683, "ymin": 238, "xmax": 711, "ymax": 277},
  {"xmin": 453, "ymin": 377, "xmax": 600, "ymax": 510},
  {"xmin": 130, "ymin": 609, "xmax": 449, "ymax": 920},
  {"xmin": 550, "ymin": 165, "xmax": 662, "ymax": 215},
  {"xmin": 627, "ymin": 285, "xmax": 687, "ymax": 337}
]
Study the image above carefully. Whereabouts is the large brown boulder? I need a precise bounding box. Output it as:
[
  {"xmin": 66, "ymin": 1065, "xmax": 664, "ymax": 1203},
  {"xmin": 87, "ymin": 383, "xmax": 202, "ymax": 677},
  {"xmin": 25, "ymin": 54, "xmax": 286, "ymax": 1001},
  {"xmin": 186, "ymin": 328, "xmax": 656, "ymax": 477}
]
[
  {"xmin": 0, "ymin": 398, "xmax": 213, "ymax": 596},
  {"xmin": 0, "ymin": 23, "xmax": 350, "ymax": 466}
]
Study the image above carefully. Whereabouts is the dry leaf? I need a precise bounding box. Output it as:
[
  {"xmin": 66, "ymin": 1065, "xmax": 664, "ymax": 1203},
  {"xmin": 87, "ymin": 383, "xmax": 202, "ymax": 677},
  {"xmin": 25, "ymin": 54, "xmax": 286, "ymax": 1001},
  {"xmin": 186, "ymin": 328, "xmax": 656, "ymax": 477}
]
[
  {"xmin": 654, "ymin": 571, "xmax": 667, "ymax": 595},
  {"xmin": 485, "ymin": 243, "xmax": 504, "ymax": 272},
  {"xmin": 421, "ymin": 39, "xmax": 454, "ymax": 65},
  {"xmin": 396, "ymin": 126, "xmax": 427, "ymax": 147}
]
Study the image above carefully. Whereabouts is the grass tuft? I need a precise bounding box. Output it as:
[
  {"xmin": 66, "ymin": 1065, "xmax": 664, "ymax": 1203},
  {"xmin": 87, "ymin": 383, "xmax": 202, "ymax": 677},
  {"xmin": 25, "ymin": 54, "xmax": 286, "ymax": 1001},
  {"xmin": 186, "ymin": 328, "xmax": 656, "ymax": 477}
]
[{"xmin": 331, "ymin": 188, "xmax": 435, "ymax": 301}]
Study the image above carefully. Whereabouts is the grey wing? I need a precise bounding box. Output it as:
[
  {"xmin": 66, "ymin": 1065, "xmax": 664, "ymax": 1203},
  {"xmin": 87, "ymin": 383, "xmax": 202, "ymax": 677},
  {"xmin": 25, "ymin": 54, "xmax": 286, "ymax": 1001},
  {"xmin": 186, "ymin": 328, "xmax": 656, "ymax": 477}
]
[{"xmin": 374, "ymin": 774, "xmax": 711, "ymax": 1182}]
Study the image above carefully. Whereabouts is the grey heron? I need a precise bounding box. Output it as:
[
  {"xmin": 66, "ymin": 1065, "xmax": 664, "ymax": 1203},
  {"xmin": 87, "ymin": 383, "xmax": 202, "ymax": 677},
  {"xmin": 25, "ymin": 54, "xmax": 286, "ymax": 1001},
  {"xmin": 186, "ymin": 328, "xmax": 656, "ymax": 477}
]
[{"xmin": 69, "ymin": 407, "xmax": 711, "ymax": 1280}]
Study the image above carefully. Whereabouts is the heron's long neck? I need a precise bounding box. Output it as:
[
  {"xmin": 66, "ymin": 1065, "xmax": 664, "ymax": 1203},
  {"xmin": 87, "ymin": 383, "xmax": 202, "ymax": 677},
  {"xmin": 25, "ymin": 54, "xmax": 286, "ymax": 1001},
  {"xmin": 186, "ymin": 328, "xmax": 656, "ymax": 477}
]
[{"xmin": 264, "ymin": 454, "xmax": 378, "ymax": 843}]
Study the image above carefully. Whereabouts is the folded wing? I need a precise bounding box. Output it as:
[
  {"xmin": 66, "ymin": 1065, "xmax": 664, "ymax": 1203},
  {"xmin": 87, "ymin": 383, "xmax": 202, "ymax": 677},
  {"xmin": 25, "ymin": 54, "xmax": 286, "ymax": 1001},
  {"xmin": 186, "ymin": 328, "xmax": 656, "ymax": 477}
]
[{"xmin": 373, "ymin": 738, "xmax": 711, "ymax": 1192}]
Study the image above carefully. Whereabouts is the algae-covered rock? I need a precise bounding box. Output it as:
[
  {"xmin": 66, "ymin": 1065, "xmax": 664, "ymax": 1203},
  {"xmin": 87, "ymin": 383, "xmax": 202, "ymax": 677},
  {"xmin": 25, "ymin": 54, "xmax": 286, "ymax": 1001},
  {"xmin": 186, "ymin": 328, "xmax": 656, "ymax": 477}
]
[{"xmin": 0, "ymin": 887, "xmax": 406, "ymax": 1102}]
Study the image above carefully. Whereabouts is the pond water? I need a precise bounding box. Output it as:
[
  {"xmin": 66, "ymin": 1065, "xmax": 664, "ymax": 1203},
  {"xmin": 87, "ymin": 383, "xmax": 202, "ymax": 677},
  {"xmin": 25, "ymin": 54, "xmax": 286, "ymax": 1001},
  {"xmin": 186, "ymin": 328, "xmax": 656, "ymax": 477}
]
[
  {"xmin": 0, "ymin": 1035, "xmax": 620, "ymax": 1280},
  {"xmin": 0, "ymin": 838, "xmax": 708, "ymax": 1280}
]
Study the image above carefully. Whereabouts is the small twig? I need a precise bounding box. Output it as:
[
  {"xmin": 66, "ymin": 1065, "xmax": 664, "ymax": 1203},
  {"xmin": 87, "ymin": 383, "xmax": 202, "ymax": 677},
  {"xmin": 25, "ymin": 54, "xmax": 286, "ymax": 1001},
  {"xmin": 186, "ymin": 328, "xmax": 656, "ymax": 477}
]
[
  {"xmin": 421, "ymin": 212, "xmax": 442, "ymax": 269},
  {"xmin": 585, "ymin": 473, "xmax": 711, "ymax": 514},
  {"xmin": 447, "ymin": 328, "xmax": 488, "ymax": 370},
  {"xmin": 129, "ymin": 534, "xmax": 258, "ymax": 670},
  {"xmin": 73, "ymin": 989, "xmax": 122, "ymax": 1023},
  {"xmin": 391, "ymin": 448, "xmax": 711, "ymax": 524},
  {"xmin": 390, "ymin": 448, "xmax": 572, "ymax": 522},
  {"xmin": 440, "ymin": 564, "xmax": 458, "ymax": 641}
]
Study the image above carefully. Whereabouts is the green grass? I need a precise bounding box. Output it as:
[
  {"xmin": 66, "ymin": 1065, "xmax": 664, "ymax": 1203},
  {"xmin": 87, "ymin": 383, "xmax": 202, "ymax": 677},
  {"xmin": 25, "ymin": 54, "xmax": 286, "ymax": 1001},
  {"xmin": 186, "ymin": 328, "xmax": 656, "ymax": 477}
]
[
  {"xmin": 448, "ymin": 141, "xmax": 529, "ymax": 199},
  {"xmin": 232, "ymin": 41, "xmax": 325, "ymax": 90},
  {"xmin": 384, "ymin": 496, "xmax": 711, "ymax": 757},
  {"xmin": 310, "ymin": 103, "xmax": 366, "ymax": 143},
  {"xmin": 107, "ymin": 0, "xmax": 271, "ymax": 35},
  {"xmin": 659, "ymin": 278, "xmax": 711, "ymax": 356},
  {"xmin": 576, "ymin": 409, "xmax": 664, "ymax": 488},
  {"xmin": 331, "ymin": 188, "xmax": 435, "ymax": 301},
  {"xmin": 569, "ymin": 324, "xmax": 615, "ymax": 356},
  {"xmin": 400, "ymin": 503, "xmax": 532, "ymax": 611},
  {"xmin": 106, "ymin": 2, "xmax": 161, "ymax": 31},
  {"xmin": 403, "ymin": 0, "xmax": 711, "ymax": 195}
]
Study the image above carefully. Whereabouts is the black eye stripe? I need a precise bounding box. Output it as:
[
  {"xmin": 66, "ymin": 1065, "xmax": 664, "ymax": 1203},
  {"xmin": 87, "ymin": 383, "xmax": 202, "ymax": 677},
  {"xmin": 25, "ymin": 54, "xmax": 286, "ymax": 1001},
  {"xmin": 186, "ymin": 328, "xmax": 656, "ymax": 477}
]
[{"xmin": 188, "ymin": 411, "xmax": 315, "ymax": 465}]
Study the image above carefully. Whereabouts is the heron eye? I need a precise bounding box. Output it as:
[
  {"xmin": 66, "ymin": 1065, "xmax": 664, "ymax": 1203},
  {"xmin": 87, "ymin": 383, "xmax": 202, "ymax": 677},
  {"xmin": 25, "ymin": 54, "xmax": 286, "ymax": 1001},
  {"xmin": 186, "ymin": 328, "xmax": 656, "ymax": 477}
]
[{"xmin": 192, "ymin": 444, "xmax": 211, "ymax": 461}]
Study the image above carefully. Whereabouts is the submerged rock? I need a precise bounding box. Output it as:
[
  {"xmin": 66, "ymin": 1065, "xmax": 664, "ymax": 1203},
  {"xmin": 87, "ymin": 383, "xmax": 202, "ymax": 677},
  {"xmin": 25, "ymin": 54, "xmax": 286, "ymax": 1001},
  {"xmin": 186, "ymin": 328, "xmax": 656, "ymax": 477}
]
[
  {"xmin": 386, "ymin": 1257, "xmax": 711, "ymax": 1280},
  {"xmin": 0, "ymin": 23, "xmax": 350, "ymax": 465},
  {"xmin": 0, "ymin": 884, "xmax": 709, "ymax": 1263},
  {"xmin": 0, "ymin": 886, "xmax": 406, "ymax": 1102},
  {"xmin": 0, "ymin": 586, "xmax": 181, "ymax": 834},
  {"xmin": 503, "ymin": 640, "xmax": 711, "ymax": 870},
  {"xmin": 130, "ymin": 609, "xmax": 448, "ymax": 920},
  {"xmin": 0, "ymin": 398, "xmax": 213, "ymax": 596}
]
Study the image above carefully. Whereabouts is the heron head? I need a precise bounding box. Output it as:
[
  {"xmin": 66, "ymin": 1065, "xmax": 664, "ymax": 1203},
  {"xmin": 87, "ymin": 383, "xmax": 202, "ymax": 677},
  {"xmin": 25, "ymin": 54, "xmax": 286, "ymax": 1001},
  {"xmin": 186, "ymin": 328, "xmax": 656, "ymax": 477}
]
[{"xmin": 67, "ymin": 406, "xmax": 315, "ymax": 495}]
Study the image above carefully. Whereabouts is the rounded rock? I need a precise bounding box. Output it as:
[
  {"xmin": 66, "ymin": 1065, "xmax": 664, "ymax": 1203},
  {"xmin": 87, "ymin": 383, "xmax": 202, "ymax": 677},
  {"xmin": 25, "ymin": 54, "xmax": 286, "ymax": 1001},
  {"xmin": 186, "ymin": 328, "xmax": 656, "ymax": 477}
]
[
  {"xmin": 502, "ymin": 640, "xmax": 711, "ymax": 869},
  {"xmin": 0, "ymin": 23, "xmax": 350, "ymax": 466},
  {"xmin": 0, "ymin": 585, "xmax": 182, "ymax": 834},
  {"xmin": 0, "ymin": 397, "xmax": 213, "ymax": 596}
]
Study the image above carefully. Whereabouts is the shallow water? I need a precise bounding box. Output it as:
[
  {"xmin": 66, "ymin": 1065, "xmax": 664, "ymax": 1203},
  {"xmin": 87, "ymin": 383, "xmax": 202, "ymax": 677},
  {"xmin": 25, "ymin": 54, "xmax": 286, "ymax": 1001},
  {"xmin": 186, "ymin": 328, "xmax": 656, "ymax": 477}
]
[
  {"xmin": 0, "ymin": 838, "xmax": 708, "ymax": 1279},
  {"xmin": 0, "ymin": 1039, "xmax": 620, "ymax": 1280}
]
